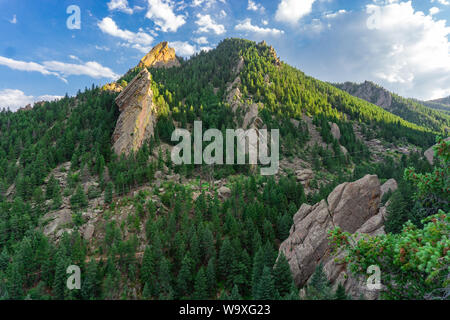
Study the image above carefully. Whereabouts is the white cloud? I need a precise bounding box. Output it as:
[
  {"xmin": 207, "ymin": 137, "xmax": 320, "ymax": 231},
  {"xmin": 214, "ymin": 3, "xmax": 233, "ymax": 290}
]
[
  {"xmin": 235, "ymin": 19, "xmax": 284, "ymax": 36},
  {"xmin": 324, "ymin": 9, "xmax": 347, "ymax": 19},
  {"xmin": 95, "ymin": 45, "xmax": 111, "ymax": 51},
  {"xmin": 169, "ymin": 41, "xmax": 197, "ymax": 56},
  {"xmin": 0, "ymin": 89, "xmax": 63, "ymax": 112},
  {"xmin": 193, "ymin": 36, "xmax": 209, "ymax": 44},
  {"xmin": 292, "ymin": 1, "xmax": 450, "ymax": 100},
  {"xmin": 98, "ymin": 17, "xmax": 154, "ymax": 50},
  {"xmin": 429, "ymin": 6, "xmax": 440, "ymax": 15},
  {"xmin": 248, "ymin": 0, "xmax": 265, "ymax": 12},
  {"xmin": 10, "ymin": 14, "xmax": 17, "ymax": 24},
  {"xmin": 42, "ymin": 61, "xmax": 119, "ymax": 80},
  {"xmin": 107, "ymin": 0, "xmax": 134, "ymax": 14},
  {"xmin": 192, "ymin": 0, "xmax": 225, "ymax": 8},
  {"xmin": 431, "ymin": 0, "xmax": 449, "ymax": 5},
  {"xmin": 275, "ymin": 0, "xmax": 316, "ymax": 24},
  {"xmin": 146, "ymin": 0, "xmax": 186, "ymax": 32},
  {"xmin": 195, "ymin": 13, "xmax": 226, "ymax": 34},
  {"xmin": 0, "ymin": 56, "xmax": 119, "ymax": 82}
]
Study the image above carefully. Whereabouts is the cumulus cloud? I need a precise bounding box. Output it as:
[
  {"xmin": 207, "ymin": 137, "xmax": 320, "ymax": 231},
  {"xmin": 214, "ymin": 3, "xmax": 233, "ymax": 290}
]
[
  {"xmin": 195, "ymin": 13, "xmax": 226, "ymax": 34},
  {"xmin": 0, "ymin": 56, "xmax": 119, "ymax": 82},
  {"xmin": 291, "ymin": 1, "xmax": 450, "ymax": 100},
  {"xmin": 107, "ymin": 0, "xmax": 134, "ymax": 14},
  {"xmin": 146, "ymin": 0, "xmax": 186, "ymax": 32},
  {"xmin": 193, "ymin": 36, "xmax": 209, "ymax": 44},
  {"xmin": 98, "ymin": 17, "xmax": 154, "ymax": 52},
  {"xmin": 0, "ymin": 89, "xmax": 63, "ymax": 112},
  {"xmin": 275, "ymin": 0, "xmax": 316, "ymax": 24},
  {"xmin": 248, "ymin": 0, "xmax": 265, "ymax": 12},
  {"xmin": 169, "ymin": 41, "xmax": 197, "ymax": 57},
  {"xmin": 235, "ymin": 19, "xmax": 284, "ymax": 36}
]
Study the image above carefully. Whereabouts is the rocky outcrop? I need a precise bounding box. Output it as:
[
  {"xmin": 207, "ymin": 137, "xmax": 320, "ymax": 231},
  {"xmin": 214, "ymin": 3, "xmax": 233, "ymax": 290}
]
[
  {"xmin": 295, "ymin": 169, "xmax": 314, "ymax": 187},
  {"xmin": 102, "ymin": 82, "xmax": 123, "ymax": 93},
  {"xmin": 424, "ymin": 137, "xmax": 450, "ymax": 165},
  {"xmin": 330, "ymin": 123, "xmax": 341, "ymax": 141},
  {"xmin": 279, "ymin": 174, "xmax": 386, "ymax": 299},
  {"xmin": 258, "ymin": 41, "xmax": 281, "ymax": 66},
  {"xmin": 112, "ymin": 68, "xmax": 158, "ymax": 155},
  {"xmin": 337, "ymin": 81, "xmax": 392, "ymax": 109},
  {"xmin": 380, "ymin": 178, "xmax": 398, "ymax": 198},
  {"xmin": 138, "ymin": 41, "xmax": 180, "ymax": 69}
]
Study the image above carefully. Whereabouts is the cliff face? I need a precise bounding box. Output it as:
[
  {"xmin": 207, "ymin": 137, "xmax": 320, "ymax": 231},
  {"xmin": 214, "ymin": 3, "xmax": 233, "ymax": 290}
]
[
  {"xmin": 112, "ymin": 68, "xmax": 157, "ymax": 155},
  {"xmin": 138, "ymin": 41, "xmax": 180, "ymax": 69},
  {"xmin": 337, "ymin": 81, "xmax": 392, "ymax": 109}
]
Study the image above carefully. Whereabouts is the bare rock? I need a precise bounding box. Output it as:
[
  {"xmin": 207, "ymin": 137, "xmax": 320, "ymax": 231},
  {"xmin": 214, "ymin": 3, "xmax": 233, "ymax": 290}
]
[
  {"xmin": 424, "ymin": 137, "xmax": 450, "ymax": 165},
  {"xmin": 112, "ymin": 68, "xmax": 158, "ymax": 155},
  {"xmin": 42, "ymin": 208, "xmax": 73, "ymax": 236},
  {"xmin": 295, "ymin": 169, "xmax": 314, "ymax": 187},
  {"xmin": 83, "ymin": 224, "xmax": 95, "ymax": 241},
  {"xmin": 328, "ymin": 174, "xmax": 380, "ymax": 233},
  {"xmin": 279, "ymin": 174, "xmax": 385, "ymax": 299},
  {"xmin": 330, "ymin": 123, "xmax": 341, "ymax": 141},
  {"xmin": 380, "ymin": 179, "xmax": 398, "ymax": 199},
  {"xmin": 138, "ymin": 41, "xmax": 180, "ymax": 69},
  {"xmin": 218, "ymin": 186, "xmax": 231, "ymax": 198}
]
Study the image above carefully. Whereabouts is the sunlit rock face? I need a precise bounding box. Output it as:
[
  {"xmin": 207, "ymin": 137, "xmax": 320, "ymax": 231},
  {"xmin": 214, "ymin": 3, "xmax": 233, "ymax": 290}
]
[
  {"xmin": 112, "ymin": 68, "xmax": 157, "ymax": 156},
  {"xmin": 138, "ymin": 41, "xmax": 180, "ymax": 69}
]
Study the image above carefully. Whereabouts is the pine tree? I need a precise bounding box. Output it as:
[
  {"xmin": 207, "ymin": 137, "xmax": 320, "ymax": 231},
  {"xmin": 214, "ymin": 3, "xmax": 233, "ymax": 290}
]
[
  {"xmin": 305, "ymin": 264, "xmax": 332, "ymax": 300},
  {"xmin": 273, "ymin": 253, "xmax": 294, "ymax": 298},
  {"xmin": 334, "ymin": 283, "xmax": 348, "ymax": 300},
  {"xmin": 104, "ymin": 182, "xmax": 113, "ymax": 204},
  {"xmin": 255, "ymin": 266, "xmax": 277, "ymax": 300},
  {"xmin": 229, "ymin": 285, "xmax": 242, "ymax": 300},
  {"xmin": 193, "ymin": 267, "xmax": 209, "ymax": 300}
]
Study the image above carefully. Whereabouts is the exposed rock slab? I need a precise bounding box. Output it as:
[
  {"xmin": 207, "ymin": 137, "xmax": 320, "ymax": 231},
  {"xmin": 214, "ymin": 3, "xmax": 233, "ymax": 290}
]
[{"xmin": 112, "ymin": 68, "xmax": 157, "ymax": 155}]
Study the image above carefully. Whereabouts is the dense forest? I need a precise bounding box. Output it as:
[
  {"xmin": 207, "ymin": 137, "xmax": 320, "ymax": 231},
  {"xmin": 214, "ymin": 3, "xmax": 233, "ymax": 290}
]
[{"xmin": 0, "ymin": 38, "xmax": 447, "ymax": 300}]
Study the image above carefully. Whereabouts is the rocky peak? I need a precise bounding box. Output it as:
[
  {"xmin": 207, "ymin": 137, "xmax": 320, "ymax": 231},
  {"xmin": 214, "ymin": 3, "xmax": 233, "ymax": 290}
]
[
  {"xmin": 337, "ymin": 81, "xmax": 392, "ymax": 109},
  {"xmin": 258, "ymin": 40, "xmax": 281, "ymax": 66},
  {"xmin": 138, "ymin": 41, "xmax": 180, "ymax": 69},
  {"xmin": 112, "ymin": 68, "xmax": 158, "ymax": 155}
]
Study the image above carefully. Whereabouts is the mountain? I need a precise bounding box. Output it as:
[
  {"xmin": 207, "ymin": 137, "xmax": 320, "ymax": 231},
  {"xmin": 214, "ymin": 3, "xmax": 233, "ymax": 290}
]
[
  {"xmin": 420, "ymin": 96, "xmax": 450, "ymax": 115},
  {"xmin": 335, "ymin": 81, "xmax": 450, "ymax": 134},
  {"xmin": 0, "ymin": 39, "xmax": 446, "ymax": 301},
  {"xmin": 429, "ymin": 95, "xmax": 450, "ymax": 106}
]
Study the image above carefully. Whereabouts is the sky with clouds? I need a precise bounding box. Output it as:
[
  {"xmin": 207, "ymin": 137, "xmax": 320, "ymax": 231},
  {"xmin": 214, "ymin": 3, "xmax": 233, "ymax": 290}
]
[{"xmin": 1, "ymin": 0, "xmax": 450, "ymax": 111}]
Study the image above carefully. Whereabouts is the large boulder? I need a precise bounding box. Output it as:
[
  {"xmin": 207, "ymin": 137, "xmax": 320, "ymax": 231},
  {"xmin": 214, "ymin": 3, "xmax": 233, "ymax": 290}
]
[
  {"xmin": 330, "ymin": 123, "xmax": 341, "ymax": 141},
  {"xmin": 279, "ymin": 174, "xmax": 385, "ymax": 299}
]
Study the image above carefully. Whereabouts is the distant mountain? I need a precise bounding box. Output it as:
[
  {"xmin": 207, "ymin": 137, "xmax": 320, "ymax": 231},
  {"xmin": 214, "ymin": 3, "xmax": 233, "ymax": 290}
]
[
  {"xmin": 334, "ymin": 81, "xmax": 450, "ymax": 134},
  {"xmin": 419, "ymin": 96, "xmax": 450, "ymax": 115}
]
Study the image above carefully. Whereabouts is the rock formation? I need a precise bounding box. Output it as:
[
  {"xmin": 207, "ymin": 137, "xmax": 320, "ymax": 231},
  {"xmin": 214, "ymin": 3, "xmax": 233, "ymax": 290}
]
[
  {"xmin": 337, "ymin": 81, "xmax": 392, "ymax": 110},
  {"xmin": 112, "ymin": 68, "xmax": 157, "ymax": 155},
  {"xmin": 138, "ymin": 41, "xmax": 180, "ymax": 69},
  {"xmin": 279, "ymin": 175, "xmax": 392, "ymax": 299},
  {"xmin": 424, "ymin": 137, "xmax": 450, "ymax": 165}
]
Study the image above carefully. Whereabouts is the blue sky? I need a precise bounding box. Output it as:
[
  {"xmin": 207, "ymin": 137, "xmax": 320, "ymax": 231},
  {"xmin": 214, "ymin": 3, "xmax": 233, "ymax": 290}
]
[{"xmin": 1, "ymin": 0, "xmax": 450, "ymax": 110}]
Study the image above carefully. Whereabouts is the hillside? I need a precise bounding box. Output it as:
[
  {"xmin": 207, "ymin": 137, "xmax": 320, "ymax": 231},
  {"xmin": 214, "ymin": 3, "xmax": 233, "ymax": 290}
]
[
  {"xmin": 335, "ymin": 81, "xmax": 450, "ymax": 134},
  {"xmin": 0, "ymin": 39, "xmax": 447, "ymax": 301}
]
